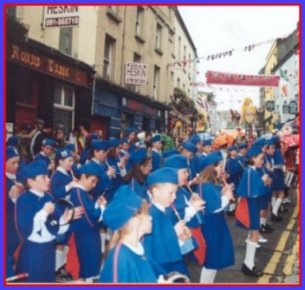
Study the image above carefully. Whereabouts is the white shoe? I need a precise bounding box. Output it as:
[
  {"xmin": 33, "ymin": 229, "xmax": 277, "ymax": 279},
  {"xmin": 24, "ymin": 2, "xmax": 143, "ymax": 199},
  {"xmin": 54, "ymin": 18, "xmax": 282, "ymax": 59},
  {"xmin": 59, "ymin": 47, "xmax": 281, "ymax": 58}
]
[
  {"xmin": 256, "ymin": 243, "xmax": 261, "ymax": 248},
  {"xmin": 258, "ymin": 235, "xmax": 268, "ymax": 243},
  {"xmin": 282, "ymin": 198, "xmax": 292, "ymax": 204}
]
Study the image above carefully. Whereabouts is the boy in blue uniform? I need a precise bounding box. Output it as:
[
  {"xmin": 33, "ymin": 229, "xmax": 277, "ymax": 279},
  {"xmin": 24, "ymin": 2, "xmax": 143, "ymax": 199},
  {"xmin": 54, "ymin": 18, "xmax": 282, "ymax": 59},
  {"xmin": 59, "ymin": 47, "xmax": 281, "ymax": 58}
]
[
  {"xmin": 69, "ymin": 162, "xmax": 107, "ymax": 282},
  {"xmin": 15, "ymin": 162, "xmax": 79, "ymax": 282},
  {"xmin": 6, "ymin": 146, "xmax": 24, "ymax": 279},
  {"xmin": 143, "ymin": 167, "xmax": 189, "ymax": 277},
  {"xmin": 151, "ymin": 135, "xmax": 163, "ymax": 171},
  {"xmin": 33, "ymin": 138, "xmax": 56, "ymax": 174},
  {"xmin": 225, "ymin": 145, "xmax": 244, "ymax": 215},
  {"xmin": 50, "ymin": 148, "xmax": 77, "ymax": 281},
  {"xmin": 99, "ymin": 185, "xmax": 157, "ymax": 283}
]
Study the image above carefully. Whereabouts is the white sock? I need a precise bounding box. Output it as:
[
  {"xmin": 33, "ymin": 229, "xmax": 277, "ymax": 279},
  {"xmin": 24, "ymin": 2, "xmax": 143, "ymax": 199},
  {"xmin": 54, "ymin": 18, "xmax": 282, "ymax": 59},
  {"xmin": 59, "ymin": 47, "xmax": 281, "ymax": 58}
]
[
  {"xmin": 200, "ymin": 267, "xmax": 217, "ymax": 283},
  {"xmin": 272, "ymin": 198, "xmax": 282, "ymax": 216},
  {"xmin": 260, "ymin": 217, "xmax": 267, "ymax": 226},
  {"xmin": 271, "ymin": 197, "xmax": 276, "ymax": 209},
  {"xmin": 55, "ymin": 249, "xmax": 64, "ymax": 271},
  {"xmin": 229, "ymin": 203, "xmax": 236, "ymax": 212},
  {"xmin": 100, "ymin": 233, "xmax": 106, "ymax": 254},
  {"xmin": 62, "ymin": 246, "xmax": 69, "ymax": 266},
  {"xmin": 244, "ymin": 240, "xmax": 257, "ymax": 270}
]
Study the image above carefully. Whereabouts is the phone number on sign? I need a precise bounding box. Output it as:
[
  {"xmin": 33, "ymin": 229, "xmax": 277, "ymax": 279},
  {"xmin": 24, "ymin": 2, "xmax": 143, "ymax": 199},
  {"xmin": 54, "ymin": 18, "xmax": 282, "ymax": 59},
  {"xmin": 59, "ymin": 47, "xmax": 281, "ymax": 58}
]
[{"xmin": 44, "ymin": 16, "xmax": 79, "ymax": 27}]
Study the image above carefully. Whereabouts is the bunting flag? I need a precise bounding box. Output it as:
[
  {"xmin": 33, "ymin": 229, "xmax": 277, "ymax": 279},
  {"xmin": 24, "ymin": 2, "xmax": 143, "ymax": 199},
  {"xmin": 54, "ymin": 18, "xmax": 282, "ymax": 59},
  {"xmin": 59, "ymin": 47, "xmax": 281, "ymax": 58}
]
[{"xmin": 206, "ymin": 71, "xmax": 280, "ymax": 87}]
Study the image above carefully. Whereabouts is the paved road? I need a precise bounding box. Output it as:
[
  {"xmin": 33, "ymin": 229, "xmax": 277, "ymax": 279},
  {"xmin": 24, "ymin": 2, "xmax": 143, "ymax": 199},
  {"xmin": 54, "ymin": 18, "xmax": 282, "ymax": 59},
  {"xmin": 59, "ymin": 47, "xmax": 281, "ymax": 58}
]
[{"xmin": 187, "ymin": 186, "xmax": 300, "ymax": 284}]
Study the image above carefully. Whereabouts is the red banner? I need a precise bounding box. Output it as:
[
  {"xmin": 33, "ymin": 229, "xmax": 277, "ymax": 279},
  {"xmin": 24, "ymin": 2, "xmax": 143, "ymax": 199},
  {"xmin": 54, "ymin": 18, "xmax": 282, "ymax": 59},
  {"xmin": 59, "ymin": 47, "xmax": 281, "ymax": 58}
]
[{"xmin": 206, "ymin": 71, "xmax": 280, "ymax": 87}]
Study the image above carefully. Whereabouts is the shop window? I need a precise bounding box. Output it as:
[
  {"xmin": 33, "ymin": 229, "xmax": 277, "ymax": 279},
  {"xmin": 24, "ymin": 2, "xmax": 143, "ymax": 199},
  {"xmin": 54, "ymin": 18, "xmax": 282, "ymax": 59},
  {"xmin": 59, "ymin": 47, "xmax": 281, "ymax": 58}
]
[
  {"xmin": 53, "ymin": 84, "xmax": 75, "ymax": 137},
  {"xmin": 59, "ymin": 27, "xmax": 73, "ymax": 56}
]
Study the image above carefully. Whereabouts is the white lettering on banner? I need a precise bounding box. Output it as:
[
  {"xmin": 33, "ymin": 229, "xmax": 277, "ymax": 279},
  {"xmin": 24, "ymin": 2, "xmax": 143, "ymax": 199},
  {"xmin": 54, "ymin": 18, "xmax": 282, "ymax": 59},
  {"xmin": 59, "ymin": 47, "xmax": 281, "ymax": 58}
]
[
  {"xmin": 43, "ymin": 6, "xmax": 80, "ymax": 28},
  {"xmin": 125, "ymin": 63, "xmax": 147, "ymax": 85}
]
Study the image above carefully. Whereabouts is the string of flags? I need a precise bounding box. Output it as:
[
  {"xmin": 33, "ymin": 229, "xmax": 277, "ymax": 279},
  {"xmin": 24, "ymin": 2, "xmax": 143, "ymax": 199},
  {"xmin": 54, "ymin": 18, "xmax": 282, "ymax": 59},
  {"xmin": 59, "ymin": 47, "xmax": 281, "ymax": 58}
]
[{"xmin": 167, "ymin": 32, "xmax": 296, "ymax": 68}]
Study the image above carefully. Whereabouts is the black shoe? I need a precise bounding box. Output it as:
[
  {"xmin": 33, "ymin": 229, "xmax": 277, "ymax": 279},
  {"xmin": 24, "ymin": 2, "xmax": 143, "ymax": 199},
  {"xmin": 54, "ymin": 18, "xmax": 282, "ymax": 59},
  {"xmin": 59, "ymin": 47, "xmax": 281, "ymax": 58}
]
[
  {"xmin": 271, "ymin": 213, "xmax": 283, "ymax": 222},
  {"xmin": 55, "ymin": 266, "xmax": 73, "ymax": 282},
  {"xmin": 227, "ymin": 210, "xmax": 236, "ymax": 216},
  {"xmin": 259, "ymin": 224, "xmax": 273, "ymax": 234},
  {"xmin": 264, "ymin": 223, "xmax": 274, "ymax": 232},
  {"xmin": 241, "ymin": 263, "xmax": 263, "ymax": 277}
]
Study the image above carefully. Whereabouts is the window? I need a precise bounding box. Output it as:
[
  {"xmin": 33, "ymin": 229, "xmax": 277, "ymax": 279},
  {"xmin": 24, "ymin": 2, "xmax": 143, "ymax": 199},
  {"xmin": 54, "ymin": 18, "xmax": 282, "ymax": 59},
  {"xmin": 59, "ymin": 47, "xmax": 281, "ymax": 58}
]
[
  {"xmin": 153, "ymin": 65, "xmax": 160, "ymax": 100},
  {"xmin": 59, "ymin": 27, "xmax": 73, "ymax": 56},
  {"xmin": 103, "ymin": 34, "xmax": 116, "ymax": 79},
  {"xmin": 178, "ymin": 37, "xmax": 181, "ymax": 61},
  {"xmin": 135, "ymin": 7, "xmax": 144, "ymax": 36},
  {"xmin": 132, "ymin": 53, "xmax": 142, "ymax": 93},
  {"xmin": 53, "ymin": 84, "xmax": 75, "ymax": 137},
  {"xmin": 155, "ymin": 23, "xmax": 162, "ymax": 50}
]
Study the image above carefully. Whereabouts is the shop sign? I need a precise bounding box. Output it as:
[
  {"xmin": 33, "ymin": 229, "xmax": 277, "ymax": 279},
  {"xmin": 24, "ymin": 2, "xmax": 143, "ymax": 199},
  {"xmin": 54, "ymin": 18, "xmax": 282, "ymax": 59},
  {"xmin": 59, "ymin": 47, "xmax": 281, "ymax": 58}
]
[{"xmin": 43, "ymin": 6, "xmax": 80, "ymax": 27}]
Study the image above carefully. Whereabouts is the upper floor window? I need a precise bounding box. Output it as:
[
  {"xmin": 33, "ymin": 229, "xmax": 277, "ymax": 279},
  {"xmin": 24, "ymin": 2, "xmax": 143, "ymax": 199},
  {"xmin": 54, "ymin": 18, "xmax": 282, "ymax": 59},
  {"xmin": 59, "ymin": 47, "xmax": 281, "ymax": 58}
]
[
  {"xmin": 59, "ymin": 27, "xmax": 73, "ymax": 56},
  {"xmin": 103, "ymin": 34, "xmax": 116, "ymax": 79}
]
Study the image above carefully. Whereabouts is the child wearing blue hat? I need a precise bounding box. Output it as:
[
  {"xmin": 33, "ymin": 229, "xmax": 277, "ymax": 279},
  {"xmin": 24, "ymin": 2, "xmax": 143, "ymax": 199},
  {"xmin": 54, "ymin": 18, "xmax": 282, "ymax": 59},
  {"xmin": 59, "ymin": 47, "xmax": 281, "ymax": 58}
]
[
  {"xmin": 50, "ymin": 148, "xmax": 77, "ymax": 281},
  {"xmin": 196, "ymin": 152, "xmax": 235, "ymax": 283},
  {"xmin": 123, "ymin": 149, "xmax": 152, "ymax": 202},
  {"xmin": 99, "ymin": 185, "xmax": 157, "ymax": 283},
  {"xmin": 237, "ymin": 143, "xmax": 247, "ymax": 168},
  {"xmin": 89, "ymin": 140, "xmax": 115, "ymax": 201},
  {"xmin": 237, "ymin": 146, "xmax": 271, "ymax": 277},
  {"xmin": 15, "ymin": 161, "xmax": 80, "ymax": 282},
  {"xmin": 181, "ymin": 142, "xmax": 198, "ymax": 184},
  {"xmin": 69, "ymin": 162, "xmax": 107, "ymax": 282},
  {"xmin": 164, "ymin": 155, "xmax": 206, "ymax": 265},
  {"xmin": 202, "ymin": 140, "xmax": 213, "ymax": 157},
  {"xmin": 151, "ymin": 135, "xmax": 163, "ymax": 172},
  {"xmin": 142, "ymin": 167, "xmax": 189, "ymax": 277},
  {"xmin": 6, "ymin": 146, "xmax": 24, "ymax": 279},
  {"xmin": 33, "ymin": 138, "xmax": 56, "ymax": 173},
  {"xmin": 225, "ymin": 145, "xmax": 244, "ymax": 215}
]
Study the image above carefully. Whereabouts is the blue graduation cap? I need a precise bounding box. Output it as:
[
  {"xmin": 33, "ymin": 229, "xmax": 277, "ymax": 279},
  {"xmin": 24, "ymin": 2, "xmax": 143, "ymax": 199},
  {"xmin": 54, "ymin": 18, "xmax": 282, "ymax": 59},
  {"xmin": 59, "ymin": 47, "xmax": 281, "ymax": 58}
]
[
  {"xmin": 162, "ymin": 149, "xmax": 179, "ymax": 158},
  {"xmin": 189, "ymin": 134, "xmax": 201, "ymax": 145},
  {"xmin": 151, "ymin": 135, "xmax": 161, "ymax": 143},
  {"xmin": 164, "ymin": 154, "xmax": 188, "ymax": 170},
  {"xmin": 203, "ymin": 139, "xmax": 213, "ymax": 146},
  {"xmin": 6, "ymin": 146, "xmax": 19, "ymax": 161},
  {"xmin": 228, "ymin": 145, "xmax": 238, "ymax": 152},
  {"xmin": 42, "ymin": 138, "xmax": 55, "ymax": 147},
  {"xmin": 238, "ymin": 143, "xmax": 247, "ymax": 150},
  {"xmin": 121, "ymin": 138, "xmax": 129, "ymax": 145},
  {"xmin": 147, "ymin": 167, "xmax": 178, "ymax": 187},
  {"xmin": 65, "ymin": 143, "xmax": 76, "ymax": 152},
  {"xmin": 252, "ymin": 137, "xmax": 266, "ymax": 148},
  {"xmin": 125, "ymin": 127, "xmax": 139, "ymax": 135},
  {"xmin": 127, "ymin": 148, "xmax": 147, "ymax": 168},
  {"xmin": 91, "ymin": 140, "xmax": 110, "ymax": 151},
  {"xmin": 77, "ymin": 162, "xmax": 101, "ymax": 178},
  {"xmin": 6, "ymin": 136, "xmax": 19, "ymax": 147},
  {"xmin": 109, "ymin": 138, "xmax": 121, "ymax": 148},
  {"xmin": 182, "ymin": 142, "xmax": 197, "ymax": 154},
  {"xmin": 20, "ymin": 161, "xmax": 48, "ymax": 182},
  {"xmin": 264, "ymin": 138, "xmax": 274, "ymax": 146},
  {"xmin": 103, "ymin": 185, "xmax": 143, "ymax": 231},
  {"xmin": 55, "ymin": 148, "xmax": 72, "ymax": 161},
  {"xmin": 199, "ymin": 151, "xmax": 223, "ymax": 172},
  {"xmin": 245, "ymin": 145, "xmax": 263, "ymax": 159}
]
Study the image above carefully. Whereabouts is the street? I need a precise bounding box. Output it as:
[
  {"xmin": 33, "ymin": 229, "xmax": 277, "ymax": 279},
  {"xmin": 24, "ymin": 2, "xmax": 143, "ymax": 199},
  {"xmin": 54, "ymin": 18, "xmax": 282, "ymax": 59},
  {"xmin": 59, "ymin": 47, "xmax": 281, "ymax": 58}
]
[{"xmin": 187, "ymin": 186, "xmax": 299, "ymax": 284}]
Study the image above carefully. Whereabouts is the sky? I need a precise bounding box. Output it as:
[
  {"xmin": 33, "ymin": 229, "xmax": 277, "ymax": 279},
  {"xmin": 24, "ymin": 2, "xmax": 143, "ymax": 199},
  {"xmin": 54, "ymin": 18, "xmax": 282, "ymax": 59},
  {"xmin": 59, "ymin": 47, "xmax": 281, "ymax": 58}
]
[{"xmin": 178, "ymin": 6, "xmax": 299, "ymax": 111}]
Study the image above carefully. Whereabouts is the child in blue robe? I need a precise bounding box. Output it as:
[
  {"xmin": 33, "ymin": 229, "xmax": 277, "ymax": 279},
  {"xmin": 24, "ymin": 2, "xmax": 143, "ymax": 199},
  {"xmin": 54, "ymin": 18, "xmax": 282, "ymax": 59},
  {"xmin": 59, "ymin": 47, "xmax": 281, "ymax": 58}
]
[
  {"xmin": 196, "ymin": 151, "xmax": 235, "ymax": 283},
  {"xmin": 237, "ymin": 145, "xmax": 270, "ymax": 277},
  {"xmin": 69, "ymin": 162, "xmax": 107, "ymax": 282},
  {"xmin": 151, "ymin": 135, "xmax": 163, "ymax": 172},
  {"xmin": 225, "ymin": 145, "xmax": 244, "ymax": 214},
  {"xmin": 143, "ymin": 167, "xmax": 189, "ymax": 277},
  {"xmin": 99, "ymin": 185, "xmax": 157, "ymax": 283},
  {"xmin": 6, "ymin": 146, "xmax": 24, "ymax": 279},
  {"xmin": 33, "ymin": 138, "xmax": 56, "ymax": 174},
  {"xmin": 50, "ymin": 148, "xmax": 77, "ymax": 280},
  {"xmin": 15, "ymin": 162, "xmax": 77, "ymax": 282},
  {"xmin": 123, "ymin": 148, "xmax": 152, "ymax": 202}
]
